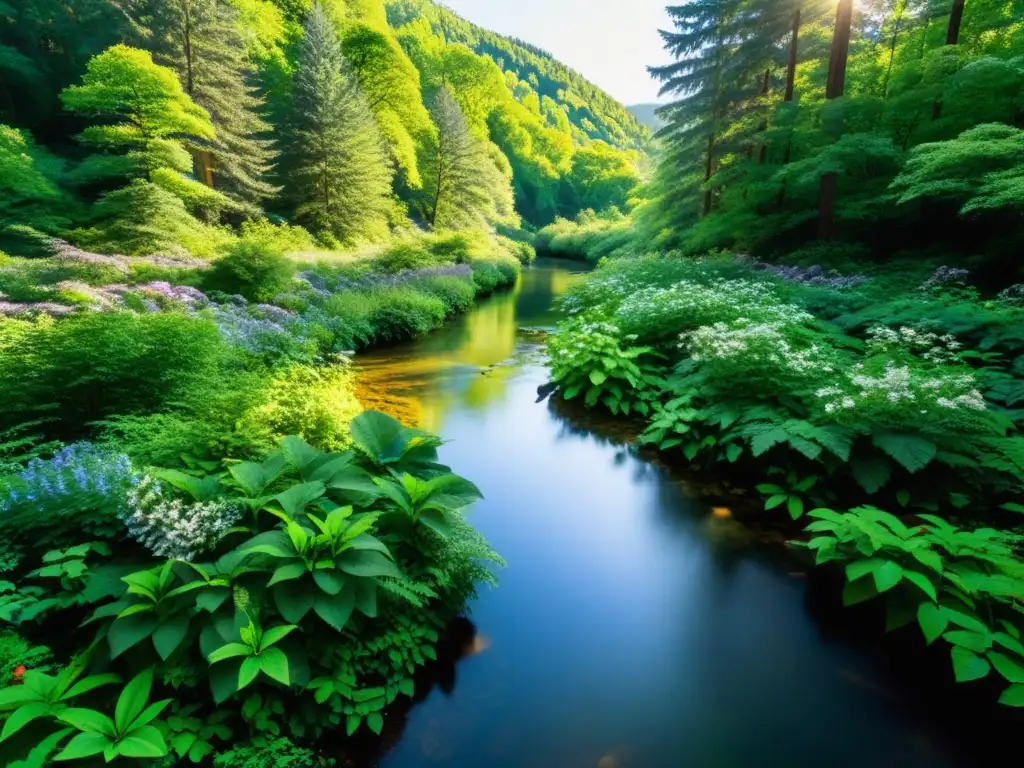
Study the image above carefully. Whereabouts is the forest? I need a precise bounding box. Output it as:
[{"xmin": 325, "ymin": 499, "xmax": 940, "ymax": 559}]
[{"xmin": 1, "ymin": 0, "xmax": 1023, "ymax": 765}]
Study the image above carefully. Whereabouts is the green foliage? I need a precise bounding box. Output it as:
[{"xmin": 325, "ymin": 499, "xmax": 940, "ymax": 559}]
[
  {"xmin": 206, "ymin": 240, "xmax": 297, "ymax": 302},
  {"xmin": 794, "ymin": 505, "xmax": 1024, "ymax": 706}
]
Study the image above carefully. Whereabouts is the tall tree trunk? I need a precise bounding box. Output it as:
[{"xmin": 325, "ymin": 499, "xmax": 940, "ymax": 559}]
[
  {"xmin": 785, "ymin": 8, "xmax": 801, "ymax": 103},
  {"xmin": 818, "ymin": 0, "xmax": 854, "ymax": 239},
  {"xmin": 702, "ymin": 132, "xmax": 715, "ymax": 217},
  {"xmin": 946, "ymin": 0, "xmax": 966, "ymax": 45}
]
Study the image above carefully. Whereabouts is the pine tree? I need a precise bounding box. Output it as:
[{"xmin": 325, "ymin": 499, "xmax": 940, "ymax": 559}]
[
  {"xmin": 420, "ymin": 87, "xmax": 515, "ymax": 230},
  {"xmin": 279, "ymin": 2, "xmax": 393, "ymax": 244},
  {"xmin": 126, "ymin": 0, "xmax": 277, "ymax": 213},
  {"xmin": 817, "ymin": 0, "xmax": 855, "ymax": 239}
]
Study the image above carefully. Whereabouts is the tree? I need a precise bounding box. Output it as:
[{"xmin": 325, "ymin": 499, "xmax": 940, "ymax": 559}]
[
  {"xmin": 818, "ymin": 0, "xmax": 855, "ymax": 238},
  {"xmin": 278, "ymin": 2, "xmax": 393, "ymax": 244},
  {"xmin": 59, "ymin": 44, "xmax": 217, "ymax": 193},
  {"xmin": 561, "ymin": 142, "xmax": 641, "ymax": 214},
  {"xmin": 420, "ymin": 87, "xmax": 515, "ymax": 230},
  {"xmin": 0, "ymin": 125, "xmax": 60, "ymax": 209},
  {"xmin": 947, "ymin": 0, "xmax": 966, "ymax": 44},
  {"xmin": 125, "ymin": 0, "xmax": 278, "ymax": 212}
]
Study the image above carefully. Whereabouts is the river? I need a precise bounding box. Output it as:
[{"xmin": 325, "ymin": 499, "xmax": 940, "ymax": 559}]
[{"xmin": 354, "ymin": 258, "xmax": 999, "ymax": 768}]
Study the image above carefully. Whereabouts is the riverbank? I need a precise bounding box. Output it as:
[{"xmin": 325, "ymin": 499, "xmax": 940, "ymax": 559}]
[{"xmin": 543, "ymin": 250, "xmax": 1024, "ymax": 714}]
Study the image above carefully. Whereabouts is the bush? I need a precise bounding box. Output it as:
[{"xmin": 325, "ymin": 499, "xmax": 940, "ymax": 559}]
[
  {"xmin": 0, "ymin": 312, "xmax": 237, "ymax": 439},
  {"xmin": 238, "ymin": 361, "xmax": 363, "ymax": 452},
  {"xmin": 415, "ymin": 274, "xmax": 477, "ymax": 313},
  {"xmin": 206, "ymin": 239, "xmax": 297, "ymax": 302},
  {"xmin": 364, "ymin": 285, "xmax": 448, "ymax": 342}
]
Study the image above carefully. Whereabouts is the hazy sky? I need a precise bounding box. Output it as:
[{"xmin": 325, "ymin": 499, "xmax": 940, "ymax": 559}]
[{"xmin": 438, "ymin": 1, "xmax": 674, "ymax": 105}]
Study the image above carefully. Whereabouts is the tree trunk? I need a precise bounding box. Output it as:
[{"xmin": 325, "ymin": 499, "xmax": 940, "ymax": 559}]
[
  {"xmin": 825, "ymin": 0, "xmax": 854, "ymax": 100},
  {"xmin": 758, "ymin": 68, "xmax": 770, "ymax": 164},
  {"xmin": 702, "ymin": 133, "xmax": 715, "ymax": 217},
  {"xmin": 946, "ymin": 0, "xmax": 966, "ymax": 45},
  {"xmin": 881, "ymin": 4, "xmax": 906, "ymax": 99},
  {"xmin": 818, "ymin": 0, "xmax": 854, "ymax": 238},
  {"xmin": 785, "ymin": 8, "xmax": 801, "ymax": 102},
  {"xmin": 192, "ymin": 149, "xmax": 215, "ymax": 188}
]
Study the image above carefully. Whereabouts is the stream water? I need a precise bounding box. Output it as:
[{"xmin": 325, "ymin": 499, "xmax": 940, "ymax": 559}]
[{"xmin": 353, "ymin": 259, "xmax": 996, "ymax": 768}]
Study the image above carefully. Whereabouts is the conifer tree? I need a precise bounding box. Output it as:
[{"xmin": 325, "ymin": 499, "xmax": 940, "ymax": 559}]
[
  {"xmin": 279, "ymin": 2, "xmax": 393, "ymax": 244},
  {"xmin": 126, "ymin": 0, "xmax": 277, "ymax": 212},
  {"xmin": 817, "ymin": 0, "xmax": 854, "ymax": 239},
  {"xmin": 420, "ymin": 87, "xmax": 515, "ymax": 230}
]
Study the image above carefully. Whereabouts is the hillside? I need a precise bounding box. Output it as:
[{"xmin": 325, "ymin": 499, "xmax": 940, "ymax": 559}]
[{"xmin": 383, "ymin": 0, "xmax": 650, "ymax": 151}]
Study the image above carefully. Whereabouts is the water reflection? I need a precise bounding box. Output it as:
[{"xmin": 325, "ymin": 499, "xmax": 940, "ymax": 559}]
[{"xmin": 349, "ymin": 259, "xmax": 1003, "ymax": 768}]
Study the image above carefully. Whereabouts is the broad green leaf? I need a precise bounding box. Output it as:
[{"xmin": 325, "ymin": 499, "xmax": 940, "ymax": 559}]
[
  {"xmin": 58, "ymin": 708, "xmax": 116, "ymax": 737},
  {"xmin": 902, "ymin": 571, "xmax": 937, "ymax": 602},
  {"xmin": 842, "ymin": 577, "xmax": 878, "ymax": 606},
  {"xmin": 274, "ymin": 482, "xmax": 326, "ymax": 518},
  {"xmin": 130, "ymin": 698, "xmax": 171, "ymax": 729},
  {"xmin": 313, "ymin": 569, "xmax": 346, "ymax": 596},
  {"xmin": 786, "ymin": 495, "xmax": 804, "ymax": 520},
  {"xmin": 238, "ymin": 657, "xmax": 262, "ymax": 691},
  {"xmin": 367, "ymin": 712, "xmax": 384, "ymax": 734},
  {"xmin": 62, "ymin": 673, "xmax": 121, "ymax": 701},
  {"xmin": 54, "ymin": 732, "xmax": 110, "ymax": 761},
  {"xmin": 258, "ymin": 647, "xmax": 290, "ymax": 686},
  {"xmin": 346, "ymin": 714, "xmax": 362, "ymax": 736},
  {"xmin": 419, "ymin": 509, "xmax": 452, "ymax": 538},
  {"xmin": 354, "ymin": 579, "xmax": 378, "ymax": 618},
  {"xmin": 398, "ymin": 678, "xmax": 414, "ymax": 697},
  {"xmin": 764, "ymin": 494, "xmax": 787, "ymax": 510},
  {"xmin": 950, "ymin": 647, "xmax": 991, "ymax": 682},
  {"xmin": 871, "ymin": 433, "xmax": 937, "ymax": 474},
  {"xmin": 273, "ymin": 581, "xmax": 315, "ymax": 623},
  {"xmin": 988, "ymin": 651, "xmax": 1024, "ymax": 683},
  {"xmin": 152, "ymin": 614, "xmax": 189, "ymax": 661},
  {"xmin": 940, "ymin": 607, "xmax": 988, "ymax": 634},
  {"xmin": 207, "ymin": 643, "xmax": 253, "ymax": 664},
  {"xmin": 589, "ymin": 369, "xmax": 607, "ymax": 386},
  {"xmin": 114, "ymin": 669, "xmax": 154, "ymax": 733},
  {"xmin": 845, "ymin": 558, "xmax": 886, "ymax": 582},
  {"xmin": 917, "ymin": 602, "xmax": 948, "ymax": 645},
  {"xmin": 209, "ymin": 661, "xmax": 241, "ymax": 705},
  {"xmin": 196, "ymin": 587, "xmax": 231, "ymax": 613},
  {"xmin": 1, "ymin": 701, "xmax": 52, "ymax": 742},
  {"xmin": 338, "ymin": 549, "xmax": 401, "ymax": 578},
  {"xmin": 279, "ymin": 436, "xmax": 321, "ymax": 471},
  {"xmin": 943, "ymin": 631, "xmax": 991, "ymax": 653},
  {"xmin": 314, "ymin": 586, "xmax": 356, "ymax": 631},
  {"xmin": 850, "ymin": 455, "xmax": 892, "ymax": 494},
  {"xmin": 994, "ymin": 632, "xmax": 1024, "ymax": 657},
  {"xmin": 999, "ymin": 684, "xmax": 1024, "ymax": 706},
  {"xmin": 260, "ymin": 625, "xmax": 297, "ymax": 649},
  {"xmin": 108, "ymin": 613, "xmax": 158, "ymax": 659},
  {"xmin": 872, "ymin": 561, "xmax": 904, "ymax": 592},
  {"xmin": 116, "ymin": 726, "xmax": 168, "ymax": 758}
]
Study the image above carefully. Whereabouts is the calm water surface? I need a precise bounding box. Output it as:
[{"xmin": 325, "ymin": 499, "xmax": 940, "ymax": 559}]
[{"xmin": 354, "ymin": 259, "xmax": 990, "ymax": 768}]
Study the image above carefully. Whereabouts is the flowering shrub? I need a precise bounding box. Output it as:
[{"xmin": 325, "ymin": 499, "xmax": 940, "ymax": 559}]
[
  {"xmin": 919, "ymin": 266, "xmax": 971, "ymax": 293},
  {"xmin": 123, "ymin": 476, "xmax": 240, "ymax": 561},
  {"xmin": 865, "ymin": 325, "xmax": 962, "ymax": 364}
]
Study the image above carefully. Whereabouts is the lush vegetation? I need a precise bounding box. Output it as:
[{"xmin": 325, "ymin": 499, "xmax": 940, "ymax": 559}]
[{"xmin": 542, "ymin": 0, "xmax": 1024, "ymax": 711}]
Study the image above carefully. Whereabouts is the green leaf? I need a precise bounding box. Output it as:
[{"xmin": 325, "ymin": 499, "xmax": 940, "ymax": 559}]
[
  {"xmin": 62, "ymin": 673, "xmax": 121, "ymax": 701},
  {"xmin": 54, "ymin": 732, "xmax": 110, "ymax": 761},
  {"xmin": 725, "ymin": 444, "xmax": 742, "ymax": 463},
  {"xmin": 944, "ymin": 631, "xmax": 991, "ymax": 653},
  {"xmin": 873, "ymin": 561, "xmax": 904, "ymax": 593},
  {"xmin": 273, "ymin": 580, "xmax": 315, "ymax": 624},
  {"xmin": 260, "ymin": 625, "xmax": 297, "ymax": 649},
  {"xmin": 238, "ymin": 657, "xmax": 262, "ymax": 691},
  {"xmin": 589, "ymin": 369, "xmax": 607, "ymax": 386},
  {"xmin": 950, "ymin": 647, "xmax": 991, "ymax": 682},
  {"xmin": 258, "ymin": 647, "xmax": 290, "ymax": 686},
  {"xmin": 999, "ymin": 684, "xmax": 1024, "ymax": 706},
  {"xmin": 313, "ymin": 569, "xmax": 346, "ymax": 595},
  {"xmin": 58, "ymin": 708, "xmax": 116, "ymax": 737},
  {"xmin": 268, "ymin": 562, "xmax": 308, "ymax": 587},
  {"xmin": 988, "ymin": 652, "xmax": 1024, "ymax": 683},
  {"xmin": 419, "ymin": 508, "xmax": 452, "ymax": 538},
  {"xmin": 279, "ymin": 435, "xmax": 321, "ymax": 472},
  {"xmin": 196, "ymin": 587, "xmax": 231, "ymax": 614},
  {"xmin": 366, "ymin": 712, "xmax": 384, "ymax": 735},
  {"xmin": 338, "ymin": 549, "xmax": 401, "ymax": 578},
  {"xmin": 152, "ymin": 614, "xmax": 189, "ymax": 661},
  {"xmin": 871, "ymin": 433, "xmax": 937, "ymax": 474},
  {"xmin": 115, "ymin": 669, "xmax": 154, "ymax": 733},
  {"xmin": 208, "ymin": 643, "xmax": 253, "ymax": 664},
  {"xmin": 209, "ymin": 661, "xmax": 241, "ymax": 705},
  {"xmin": 845, "ymin": 558, "xmax": 886, "ymax": 582},
  {"xmin": 849, "ymin": 453, "xmax": 891, "ymax": 494},
  {"xmin": 764, "ymin": 494, "xmax": 787, "ymax": 510},
  {"xmin": 116, "ymin": 726, "xmax": 168, "ymax": 758},
  {"xmin": 108, "ymin": 613, "xmax": 158, "ymax": 659},
  {"xmin": 314, "ymin": 586, "xmax": 356, "ymax": 631},
  {"xmin": 130, "ymin": 698, "xmax": 171, "ymax": 729},
  {"xmin": 786, "ymin": 495, "xmax": 804, "ymax": 520},
  {"xmin": 345, "ymin": 714, "xmax": 362, "ymax": 736},
  {"xmin": 1, "ymin": 701, "xmax": 51, "ymax": 742},
  {"xmin": 274, "ymin": 482, "xmax": 326, "ymax": 519},
  {"xmin": 917, "ymin": 602, "xmax": 948, "ymax": 645},
  {"xmin": 940, "ymin": 607, "xmax": 988, "ymax": 634},
  {"xmin": 756, "ymin": 484, "xmax": 786, "ymax": 495},
  {"xmin": 398, "ymin": 678, "xmax": 414, "ymax": 697},
  {"xmin": 902, "ymin": 571, "xmax": 937, "ymax": 602},
  {"xmin": 354, "ymin": 579, "xmax": 378, "ymax": 618}
]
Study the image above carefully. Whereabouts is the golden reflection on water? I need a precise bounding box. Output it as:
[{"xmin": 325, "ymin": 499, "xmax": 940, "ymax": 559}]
[{"xmin": 354, "ymin": 264, "xmax": 584, "ymax": 432}]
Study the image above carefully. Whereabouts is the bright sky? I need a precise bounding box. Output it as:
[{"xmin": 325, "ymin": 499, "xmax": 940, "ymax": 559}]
[{"xmin": 438, "ymin": 0, "xmax": 674, "ymax": 105}]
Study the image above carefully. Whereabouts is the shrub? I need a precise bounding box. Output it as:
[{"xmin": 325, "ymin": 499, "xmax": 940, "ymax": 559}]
[
  {"xmin": 364, "ymin": 285, "xmax": 448, "ymax": 342},
  {"xmin": 206, "ymin": 240, "xmax": 297, "ymax": 302},
  {"xmin": 415, "ymin": 274, "xmax": 477, "ymax": 314},
  {"xmin": 238, "ymin": 361, "xmax": 363, "ymax": 452},
  {"xmin": 369, "ymin": 238, "xmax": 439, "ymax": 274}
]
